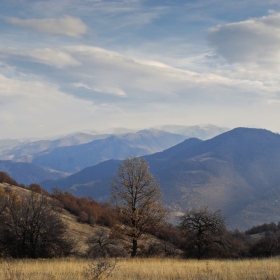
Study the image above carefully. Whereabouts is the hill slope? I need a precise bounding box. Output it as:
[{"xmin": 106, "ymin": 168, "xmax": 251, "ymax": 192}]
[
  {"xmin": 41, "ymin": 128, "xmax": 280, "ymax": 230},
  {"xmin": 41, "ymin": 138, "xmax": 203, "ymax": 198},
  {"xmin": 0, "ymin": 160, "xmax": 67, "ymax": 185}
]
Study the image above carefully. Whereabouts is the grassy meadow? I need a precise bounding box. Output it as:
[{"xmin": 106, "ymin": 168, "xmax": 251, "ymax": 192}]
[{"xmin": 1, "ymin": 257, "xmax": 280, "ymax": 280}]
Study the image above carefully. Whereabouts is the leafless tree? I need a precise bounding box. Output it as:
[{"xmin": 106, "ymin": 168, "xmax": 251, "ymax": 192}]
[
  {"xmin": 178, "ymin": 206, "xmax": 227, "ymax": 259},
  {"xmin": 110, "ymin": 156, "xmax": 167, "ymax": 257},
  {"xmin": 0, "ymin": 188, "xmax": 75, "ymax": 258},
  {"xmin": 83, "ymin": 257, "xmax": 118, "ymax": 280},
  {"xmin": 86, "ymin": 228, "xmax": 125, "ymax": 258}
]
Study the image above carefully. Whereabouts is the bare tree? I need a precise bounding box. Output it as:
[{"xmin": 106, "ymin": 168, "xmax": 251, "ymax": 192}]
[
  {"xmin": 83, "ymin": 258, "xmax": 118, "ymax": 280},
  {"xmin": 110, "ymin": 156, "xmax": 167, "ymax": 257},
  {"xmin": 178, "ymin": 206, "xmax": 227, "ymax": 259},
  {"xmin": 0, "ymin": 188, "xmax": 75, "ymax": 258},
  {"xmin": 86, "ymin": 228, "xmax": 125, "ymax": 258}
]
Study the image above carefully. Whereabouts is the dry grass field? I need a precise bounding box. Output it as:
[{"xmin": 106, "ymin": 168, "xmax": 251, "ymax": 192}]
[{"xmin": 1, "ymin": 257, "xmax": 280, "ymax": 280}]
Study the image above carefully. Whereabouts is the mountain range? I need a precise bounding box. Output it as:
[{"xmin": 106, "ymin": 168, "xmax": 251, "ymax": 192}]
[
  {"xmin": 0, "ymin": 132, "xmax": 111, "ymax": 162},
  {"xmin": 31, "ymin": 129, "xmax": 187, "ymax": 173},
  {"xmin": 0, "ymin": 124, "xmax": 228, "ymax": 164},
  {"xmin": 41, "ymin": 128, "xmax": 280, "ymax": 230},
  {"xmin": 3, "ymin": 125, "xmax": 279, "ymax": 230}
]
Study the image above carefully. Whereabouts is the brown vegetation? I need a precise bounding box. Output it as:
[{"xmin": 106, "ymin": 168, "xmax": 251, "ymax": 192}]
[
  {"xmin": 2, "ymin": 159, "xmax": 280, "ymax": 261},
  {"xmin": 0, "ymin": 187, "xmax": 74, "ymax": 258},
  {"xmin": 51, "ymin": 189, "xmax": 116, "ymax": 227},
  {"xmin": 0, "ymin": 171, "xmax": 19, "ymax": 186}
]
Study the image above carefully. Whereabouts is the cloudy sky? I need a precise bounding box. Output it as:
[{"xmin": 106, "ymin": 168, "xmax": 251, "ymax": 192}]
[{"xmin": 1, "ymin": 0, "xmax": 280, "ymax": 138}]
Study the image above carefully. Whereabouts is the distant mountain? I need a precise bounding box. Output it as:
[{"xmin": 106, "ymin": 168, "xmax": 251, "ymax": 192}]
[
  {"xmin": 0, "ymin": 160, "xmax": 67, "ymax": 185},
  {"xmin": 0, "ymin": 133, "xmax": 112, "ymax": 162},
  {"xmin": 0, "ymin": 139, "xmax": 30, "ymax": 160},
  {"xmin": 86, "ymin": 127, "xmax": 137, "ymax": 135},
  {"xmin": 0, "ymin": 139, "xmax": 28, "ymax": 150},
  {"xmin": 40, "ymin": 138, "xmax": 203, "ymax": 198},
  {"xmin": 153, "ymin": 124, "xmax": 229, "ymax": 140},
  {"xmin": 41, "ymin": 128, "xmax": 280, "ymax": 230},
  {"xmin": 0, "ymin": 125, "xmax": 227, "ymax": 160},
  {"xmin": 32, "ymin": 130, "xmax": 187, "ymax": 173}
]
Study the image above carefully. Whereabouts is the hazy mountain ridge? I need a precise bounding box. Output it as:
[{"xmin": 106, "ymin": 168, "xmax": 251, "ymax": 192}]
[
  {"xmin": 31, "ymin": 130, "xmax": 187, "ymax": 173},
  {"xmin": 0, "ymin": 124, "xmax": 228, "ymax": 163},
  {"xmin": 41, "ymin": 128, "xmax": 280, "ymax": 230},
  {"xmin": 153, "ymin": 124, "xmax": 229, "ymax": 140},
  {"xmin": 0, "ymin": 133, "xmax": 112, "ymax": 162}
]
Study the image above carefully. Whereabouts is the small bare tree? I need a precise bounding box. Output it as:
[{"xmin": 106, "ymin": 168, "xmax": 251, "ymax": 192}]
[
  {"xmin": 178, "ymin": 206, "xmax": 227, "ymax": 259},
  {"xmin": 83, "ymin": 258, "xmax": 118, "ymax": 280},
  {"xmin": 110, "ymin": 156, "xmax": 167, "ymax": 257},
  {"xmin": 86, "ymin": 228, "xmax": 125, "ymax": 258}
]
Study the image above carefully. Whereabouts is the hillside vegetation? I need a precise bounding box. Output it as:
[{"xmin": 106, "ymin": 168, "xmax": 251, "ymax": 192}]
[{"xmin": 2, "ymin": 171, "xmax": 280, "ymax": 260}]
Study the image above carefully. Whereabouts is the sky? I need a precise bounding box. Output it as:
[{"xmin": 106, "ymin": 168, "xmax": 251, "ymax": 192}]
[{"xmin": 1, "ymin": 0, "xmax": 280, "ymax": 139}]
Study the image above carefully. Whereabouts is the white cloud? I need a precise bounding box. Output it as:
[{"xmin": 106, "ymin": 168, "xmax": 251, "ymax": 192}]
[
  {"xmin": 1, "ymin": 45, "xmax": 278, "ymax": 104},
  {"xmin": 73, "ymin": 83, "xmax": 127, "ymax": 97},
  {"xmin": 0, "ymin": 74, "xmax": 128, "ymax": 138},
  {"xmin": 0, "ymin": 48, "xmax": 80, "ymax": 69},
  {"xmin": 5, "ymin": 16, "xmax": 88, "ymax": 38},
  {"xmin": 2, "ymin": 42, "xmax": 280, "ymax": 138},
  {"xmin": 207, "ymin": 12, "xmax": 280, "ymax": 69}
]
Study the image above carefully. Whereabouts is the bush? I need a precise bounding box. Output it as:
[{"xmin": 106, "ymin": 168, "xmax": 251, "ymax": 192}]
[{"xmin": 0, "ymin": 172, "xmax": 18, "ymax": 186}]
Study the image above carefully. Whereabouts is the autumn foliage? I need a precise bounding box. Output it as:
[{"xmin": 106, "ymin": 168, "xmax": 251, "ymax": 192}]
[
  {"xmin": 52, "ymin": 190, "xmax": 116, "ymax": 227},
  {"xmin": 0, "ymin": 172, "xmax": 19, "ymax": 186}
]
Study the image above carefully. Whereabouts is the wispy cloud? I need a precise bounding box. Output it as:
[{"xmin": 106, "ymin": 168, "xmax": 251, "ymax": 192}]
[
  {"xmin": 0, "ymin": 73, "xmax": 127, "ymax": 138},
  {"xmin": 1, "ymin": 0, "xmax": 280, "ymax": 137},
  {"xmin": 207, "ymin": 11, "xmax": 280, "ymax": 69},
  {"xmin": 4, "ymin": 16, "xmax": 88, "ymax": 38},
  {"xmin": 0, "ymin": 48, "xmax": 81, "ymax": 68},
  {"xmin": 0, "ymin": 45, "xmax": 276, "ymax": 105}
]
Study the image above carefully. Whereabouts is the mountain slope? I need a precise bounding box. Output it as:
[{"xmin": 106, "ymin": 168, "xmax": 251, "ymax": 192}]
[
  {"xmin": 32, "ymin": 130, "xmax": 187, "ymax": 173},
  {"xmin": 152, "ymin": 128, "xmax": 280, "ymax": 228},
  {"xmin": 0, "ymin": 160, "xmax": 67, "ymax": 185},
  {"xmin": 153, "ymin": 124, "xmax": 229, "ymax": 140},
  {"xmin": 40, "ymin": 138, "xmax": 203, "ymax": 198},
  {"xmin": 0, "ymin": 133, "xmax": 111, "ymax": 162},
  {"xmin": 41, "ymin": 128, "xmax": 280, "ymax": 230}
]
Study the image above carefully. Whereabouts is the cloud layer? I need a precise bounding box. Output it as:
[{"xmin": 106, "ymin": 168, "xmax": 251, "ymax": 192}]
[
  {"xmin": 1, "ymin": 0, "xmax": 280, "ymax": 137},
  {"xmin": 5, "ymin": 16, "xmax": 88, "ymax": 38},
  {"xmin": 1, "ymin": 44, "xmax": 273, "ymax": 106}
]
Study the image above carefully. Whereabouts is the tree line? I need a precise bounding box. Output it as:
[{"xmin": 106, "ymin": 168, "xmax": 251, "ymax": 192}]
[{"xmin": 1, "ymin": 157, "xmax": 280, "ymax": 259}]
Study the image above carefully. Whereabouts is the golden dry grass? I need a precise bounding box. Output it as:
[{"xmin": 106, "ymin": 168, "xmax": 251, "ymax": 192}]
[{"xmin": 1, "ymin": 258, "xmax": 280, "ymax": 280}]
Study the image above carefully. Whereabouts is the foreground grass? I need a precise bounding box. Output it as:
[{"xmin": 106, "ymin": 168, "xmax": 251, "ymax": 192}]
[{"xmin": 1, "ymin": 257, "xmax": 280, "ymax": 280}]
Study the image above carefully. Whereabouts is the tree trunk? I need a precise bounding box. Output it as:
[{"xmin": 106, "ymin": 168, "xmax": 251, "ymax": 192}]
[{"xmin": 131, "ymin": 239, "xmax": 137, "ymax": 257}]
